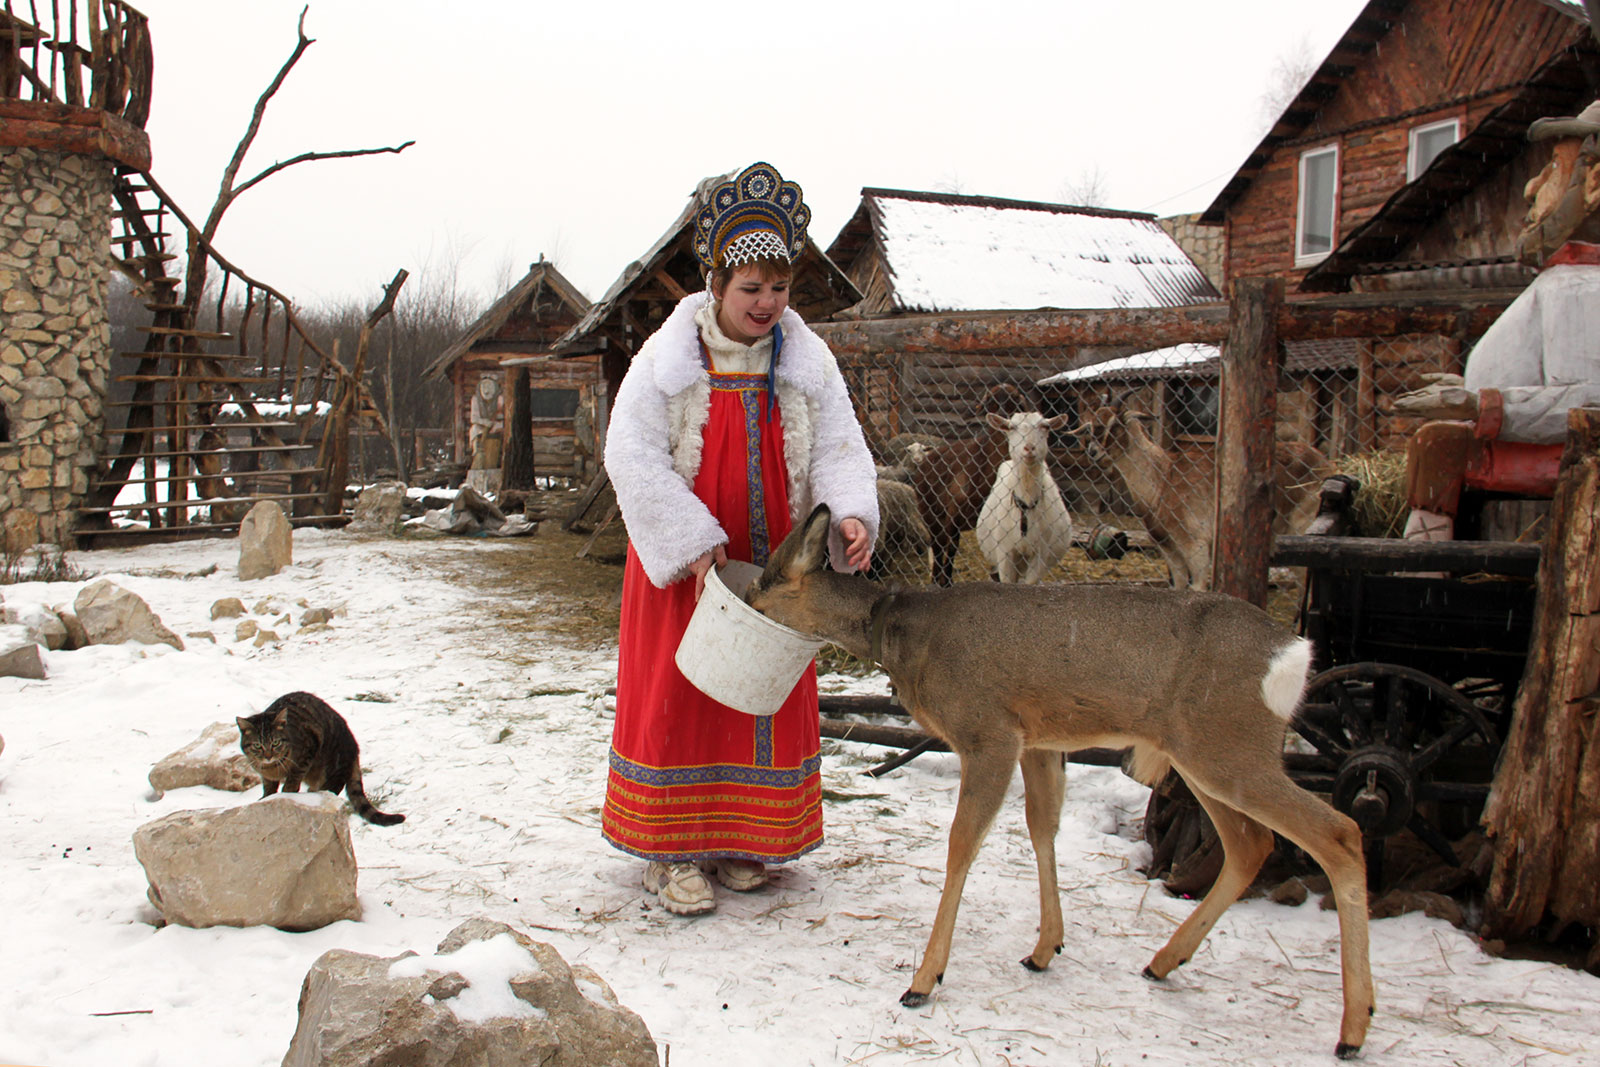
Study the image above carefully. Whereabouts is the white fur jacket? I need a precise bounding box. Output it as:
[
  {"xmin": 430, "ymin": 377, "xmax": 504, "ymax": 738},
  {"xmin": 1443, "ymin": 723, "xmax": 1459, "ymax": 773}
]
[{"xmin": 604, "ymin": 293, "xmax": 880, "ymax": 588}]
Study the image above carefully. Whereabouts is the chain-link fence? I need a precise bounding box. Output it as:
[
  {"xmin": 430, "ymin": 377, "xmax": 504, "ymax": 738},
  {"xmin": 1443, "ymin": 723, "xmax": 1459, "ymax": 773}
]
[{"xmin": 835, "ymin": 330, "xmax": 1473, "ymax": 615}]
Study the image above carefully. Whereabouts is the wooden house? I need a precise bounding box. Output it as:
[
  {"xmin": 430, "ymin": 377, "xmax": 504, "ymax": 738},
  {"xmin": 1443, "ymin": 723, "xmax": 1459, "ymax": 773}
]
[
  {"xmin": 424, "ymin": 259, "xmax": 593, "ymax": 481},
  {"xmin": 818, "ymin": 188, "xmax": 1223, "ymax": 448},
  {"xmin": 1202, "ymin": 0, "xmax": 1596, "ymax": 294}
]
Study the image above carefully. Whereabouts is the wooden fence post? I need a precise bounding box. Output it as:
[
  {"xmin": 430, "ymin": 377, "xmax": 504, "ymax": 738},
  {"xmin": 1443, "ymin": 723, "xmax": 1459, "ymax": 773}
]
[
  {"xmin": 1482, "ymin": 406, "xmax": 1600, "ymax": 967},
  {"xmin": 1215, "ymin": 277, "xmax": 1283, "ymax": 606}
]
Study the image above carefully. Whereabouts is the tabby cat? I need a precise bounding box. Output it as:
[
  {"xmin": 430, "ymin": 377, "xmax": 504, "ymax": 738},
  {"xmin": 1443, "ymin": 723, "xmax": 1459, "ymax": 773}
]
[{"xmin": 236, "ymin": 691, "xmax": 405, "ymax": 826}]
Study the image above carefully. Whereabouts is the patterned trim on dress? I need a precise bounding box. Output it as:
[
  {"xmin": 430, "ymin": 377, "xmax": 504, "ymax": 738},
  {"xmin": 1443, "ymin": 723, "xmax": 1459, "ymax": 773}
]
[
  {"xmin": 709, "ymin": 371, "xmax": 773, "ymax": 566},
  {"xmin": 608, "ymin": 747, "xmax": 822, "ymax": 789}
]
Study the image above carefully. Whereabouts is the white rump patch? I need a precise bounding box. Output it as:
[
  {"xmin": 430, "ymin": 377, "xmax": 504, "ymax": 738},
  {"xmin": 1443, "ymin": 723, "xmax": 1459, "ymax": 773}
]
[{"xmin": 1260, "ymin": 637, "xmax": 1312, "ymax": 720}]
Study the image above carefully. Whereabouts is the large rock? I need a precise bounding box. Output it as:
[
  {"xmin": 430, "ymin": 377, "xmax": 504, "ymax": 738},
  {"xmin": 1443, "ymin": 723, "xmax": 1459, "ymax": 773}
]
[
  {"xmin": 0, "ymin": 626, "xmax": 47, "ymax": 679},
  {"xmin": 282, "ymin": 918, "xmax": 658, "ymax": 1067},
  {"xmin": 132, "ymin": 793, "xmax": 360, "ymax": 931},
  {"xmin": 2, "ymin": 600, "xmax": 68, "ymax": 650},
  {"xmin": 73, "ymin": 580, "xmax": 184, "ymax": 651},
  {"xmin": 148, "ymin": 721, "xmax": 262, "ymax": 796},
  {"xmin": 238, "ymin": 500, "xmax": 294, "ymax": 580},
  {"xmin": 349, "ymin": 482, "xmax": 407, "ymax": 534}
]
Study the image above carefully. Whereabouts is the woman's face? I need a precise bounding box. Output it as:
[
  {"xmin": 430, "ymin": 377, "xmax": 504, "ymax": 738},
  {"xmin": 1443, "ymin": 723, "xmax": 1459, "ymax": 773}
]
[{"xmin": 715, "ymin": 265, "xmax": 790, "ymax": 344}]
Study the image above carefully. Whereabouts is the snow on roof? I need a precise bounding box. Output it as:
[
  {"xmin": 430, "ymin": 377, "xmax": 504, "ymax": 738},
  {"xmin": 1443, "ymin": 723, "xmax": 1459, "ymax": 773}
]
[
  {"xmin": 870, "ymin": 192, "xmax": 1221, "ymax": 312},
  {"xmin": 1038, "ymin": 343, "xmax": 1220, "ymax": 385}
]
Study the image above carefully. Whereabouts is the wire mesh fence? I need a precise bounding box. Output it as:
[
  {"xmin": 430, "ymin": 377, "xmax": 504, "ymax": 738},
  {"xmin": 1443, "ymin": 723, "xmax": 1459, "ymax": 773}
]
[{"xmin": 836, "ymin": 331, "xmax": 1467, "ymax": 612}]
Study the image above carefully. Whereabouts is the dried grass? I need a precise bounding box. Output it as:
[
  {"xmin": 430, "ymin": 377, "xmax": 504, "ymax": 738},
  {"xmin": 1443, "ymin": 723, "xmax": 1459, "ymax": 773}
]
[{"xmin": 1334, "ymin": 449, "xmax": 1410, "ymax": 539}]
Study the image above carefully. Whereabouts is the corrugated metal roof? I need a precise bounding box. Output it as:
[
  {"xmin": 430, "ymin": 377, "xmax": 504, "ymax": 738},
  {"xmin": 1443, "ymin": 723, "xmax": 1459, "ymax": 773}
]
[{"xmin": 868, "ymin": 192, "xmax": 1222, "ymax": 313}]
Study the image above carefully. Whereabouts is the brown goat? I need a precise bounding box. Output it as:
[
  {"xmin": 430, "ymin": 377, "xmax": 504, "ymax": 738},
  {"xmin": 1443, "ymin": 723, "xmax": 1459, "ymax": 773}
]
[
  {"xmin": 1080, "ymin": 403, "xmax": 1329, "ymax": 590},
  {"xmin": 911, "ymin": 385, "xmax": 1033, "ymax": 585}
]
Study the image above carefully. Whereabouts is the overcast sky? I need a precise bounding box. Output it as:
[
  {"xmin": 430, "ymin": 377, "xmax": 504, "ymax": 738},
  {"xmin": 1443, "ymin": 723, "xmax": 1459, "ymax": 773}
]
[{"xmin": 125, "ymin": 0, "xmax": 1369, "ymax": 310}]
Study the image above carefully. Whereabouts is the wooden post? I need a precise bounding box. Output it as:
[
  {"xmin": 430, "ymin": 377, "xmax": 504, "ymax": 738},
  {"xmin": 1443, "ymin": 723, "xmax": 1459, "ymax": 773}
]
[
  {"xmin": 1482, "ymin": 406, "xmax": 1600, "ymax": 967},
  {"xmin": 1214, "ymin": 277, "xmax": 1283, "ymax": 606},
  {"xmin": 502, "ymin": 367, "xmax": 535, "ymax": 491}
]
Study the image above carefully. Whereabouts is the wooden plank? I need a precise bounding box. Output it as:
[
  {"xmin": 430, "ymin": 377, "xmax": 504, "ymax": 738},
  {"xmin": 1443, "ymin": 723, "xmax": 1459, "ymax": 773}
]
[
  {"xmin": 1271, "ymin": 534, "xmax": 1541, "ymax": 575},
  {"xmin": 135, "ymin": 325, "xmax": 233, "ymax": 340}
]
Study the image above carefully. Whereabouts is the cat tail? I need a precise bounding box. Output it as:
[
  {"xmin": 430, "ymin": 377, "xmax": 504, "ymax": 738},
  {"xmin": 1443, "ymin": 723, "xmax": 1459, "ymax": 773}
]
[{"xmin": 346, "ymin": 764, "xmax": 405, "ymax": 826}]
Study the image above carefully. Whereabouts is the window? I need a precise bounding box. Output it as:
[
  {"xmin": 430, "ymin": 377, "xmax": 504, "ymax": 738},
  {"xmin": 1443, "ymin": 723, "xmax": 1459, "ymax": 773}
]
[
  {"xmin": 1408, "ymin": 118, "xmax": 1460, "ymax": 180},
  {"xmin": 1296, "ymin": 144, "xmax": 1340, "ymax": 265},
  {"xmin": 529, "ymin": 388, "xmax": 580, "ymax": 419}
]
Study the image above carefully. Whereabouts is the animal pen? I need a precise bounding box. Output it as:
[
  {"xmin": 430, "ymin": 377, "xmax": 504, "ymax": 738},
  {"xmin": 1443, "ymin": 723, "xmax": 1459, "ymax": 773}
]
[{"xmin": 807, "ymin": 278, "xmax": 1599, "ymax": 961}]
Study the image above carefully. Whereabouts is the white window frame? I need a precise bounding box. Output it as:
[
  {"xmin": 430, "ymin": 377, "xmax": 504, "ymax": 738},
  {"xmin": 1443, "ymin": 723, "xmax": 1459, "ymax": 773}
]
[
  {"xmin": 1295, "ymin": 143, "xmax": 1341, "ymax": 267},
  {"xmin": 1408, "ymin": 117, "xmax": 1461, "ymax": 181}
]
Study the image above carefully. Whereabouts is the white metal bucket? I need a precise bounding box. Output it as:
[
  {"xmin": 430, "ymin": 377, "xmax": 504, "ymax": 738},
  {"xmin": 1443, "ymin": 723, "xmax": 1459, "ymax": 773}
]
[{"xmin": 674, "ymin": 560, "xmax": 824, "ymax": 716}]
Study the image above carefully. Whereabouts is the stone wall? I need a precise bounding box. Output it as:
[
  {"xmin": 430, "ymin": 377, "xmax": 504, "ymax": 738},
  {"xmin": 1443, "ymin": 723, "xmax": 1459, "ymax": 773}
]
[
  {"xmin": 0, "ymin": 146, "xmax": 112, "ymax": 551},
  {"xmin": 1158, "ymin": 212, "xmax": 1226, "ymax": 295}
]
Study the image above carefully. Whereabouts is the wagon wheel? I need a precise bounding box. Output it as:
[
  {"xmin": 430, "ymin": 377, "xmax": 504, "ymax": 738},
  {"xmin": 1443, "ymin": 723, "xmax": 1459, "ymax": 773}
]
[{"xmin": 1291, "ymin": 662, "xmax": 1501, "ymax": 882}]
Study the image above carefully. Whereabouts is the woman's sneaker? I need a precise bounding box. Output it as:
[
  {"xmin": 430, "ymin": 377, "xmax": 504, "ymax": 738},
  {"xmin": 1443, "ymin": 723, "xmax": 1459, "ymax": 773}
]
[
  {"xmin": 708, "ymin": 858, "xmax": 768, "ymax": 892},
  {"xmin": 643, "ymin": 861, "xmax": 715, "ymax": 915}
]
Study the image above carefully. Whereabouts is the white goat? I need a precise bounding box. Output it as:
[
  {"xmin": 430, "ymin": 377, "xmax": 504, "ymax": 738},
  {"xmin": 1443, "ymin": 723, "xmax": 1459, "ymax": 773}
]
[{"xmin": 976, "ymin": 411, "xmax": 1074, "ymax": 584}]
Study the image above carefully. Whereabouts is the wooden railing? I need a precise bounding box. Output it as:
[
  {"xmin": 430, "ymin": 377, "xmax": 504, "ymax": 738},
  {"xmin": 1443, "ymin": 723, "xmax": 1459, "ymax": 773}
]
[{"xmin": 0, "ymin": 0, "xmax": 151, "ymax": 127}]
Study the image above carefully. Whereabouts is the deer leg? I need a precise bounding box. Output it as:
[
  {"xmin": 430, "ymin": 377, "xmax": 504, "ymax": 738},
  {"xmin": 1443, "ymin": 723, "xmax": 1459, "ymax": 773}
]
[
  {"xmin": 902, "ymin": 738, "xmax": 1021, "ymax": 1006},
  {"xmin": 1017, "ymin": 749, "xmax": 1066, "ymax": 972},
  {"xmin": 1143, "ymin": 776, "xmax": 1275, "ymax": 980},
  {"xmin": 1223, "ymin": 772, "xmax": 1373, "ymax": 1058}
]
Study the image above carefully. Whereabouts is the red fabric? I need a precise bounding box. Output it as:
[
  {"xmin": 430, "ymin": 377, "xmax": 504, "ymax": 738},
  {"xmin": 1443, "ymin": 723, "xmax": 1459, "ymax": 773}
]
[{"xmin": 602, "ymin": 371, "xmax": 823, "ymax": 864}]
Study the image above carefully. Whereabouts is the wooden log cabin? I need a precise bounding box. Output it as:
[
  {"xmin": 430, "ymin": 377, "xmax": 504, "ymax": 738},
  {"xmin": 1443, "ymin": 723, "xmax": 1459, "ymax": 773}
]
[
  {"xmin": 1202, "ymin": 0, "xmax": 1597, "ymax": 295},
  {"xmin": 818, "ymin": 188, "xmax": 1223, "ymax": 450},
  {"xmin": 423, "ymin": 259, "xmax": 593, "ymax": 487}
]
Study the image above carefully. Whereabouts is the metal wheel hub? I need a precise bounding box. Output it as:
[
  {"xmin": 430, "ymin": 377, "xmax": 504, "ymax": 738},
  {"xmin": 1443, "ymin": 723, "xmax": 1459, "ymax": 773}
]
[{"xmin": 1331, "ymin": 745, "xmax": 1415, "ymax": 837}]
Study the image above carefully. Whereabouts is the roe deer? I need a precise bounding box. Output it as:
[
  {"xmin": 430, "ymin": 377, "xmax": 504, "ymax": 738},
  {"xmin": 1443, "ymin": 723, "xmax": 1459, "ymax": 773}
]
[{"xmin": 747, "ymin": 504, "xmax": 1373, "ymax": 1059}]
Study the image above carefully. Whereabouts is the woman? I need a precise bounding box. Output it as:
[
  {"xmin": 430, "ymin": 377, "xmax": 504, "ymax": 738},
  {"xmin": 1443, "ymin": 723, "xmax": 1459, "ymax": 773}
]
[{"xmin": 601, "ymin": 162, "xmax": 879, "ymax": 915}]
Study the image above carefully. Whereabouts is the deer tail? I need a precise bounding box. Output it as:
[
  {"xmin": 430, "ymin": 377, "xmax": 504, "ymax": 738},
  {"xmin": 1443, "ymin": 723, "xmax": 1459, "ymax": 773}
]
[
  {"xmin": 1261, "ymin": 637, "xmax": 1313, "ymax": 720},
  {"xmin": 346, "ymin": 764, "xmax": 405, "ymax": 826},
  {"xmin": 1126, "ymin": 744, "xmax": 1172, "ymax": 787}
]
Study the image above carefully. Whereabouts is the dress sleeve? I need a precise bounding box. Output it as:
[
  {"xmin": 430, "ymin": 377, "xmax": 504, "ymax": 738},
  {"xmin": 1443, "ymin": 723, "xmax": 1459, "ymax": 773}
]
[{"xmin": 603, "ymin": 346, "xmax": 727, "ymax": 587}]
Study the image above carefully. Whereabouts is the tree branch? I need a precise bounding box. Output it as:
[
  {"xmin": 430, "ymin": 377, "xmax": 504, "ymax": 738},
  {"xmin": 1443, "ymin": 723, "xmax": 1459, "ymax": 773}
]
[
  {"xmin": 203, "ymin": 4, "xmax": 314, "ymax": 243},
  {"xmin": 232, "ymin": 141, "xmax": 416, "ymax": 199}
]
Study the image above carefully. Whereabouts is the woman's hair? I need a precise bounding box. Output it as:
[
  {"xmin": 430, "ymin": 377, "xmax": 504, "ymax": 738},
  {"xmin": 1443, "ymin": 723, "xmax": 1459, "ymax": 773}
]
[{"xmin": 710, "ymin": 255, "xmax": 793, "ymax": 296}]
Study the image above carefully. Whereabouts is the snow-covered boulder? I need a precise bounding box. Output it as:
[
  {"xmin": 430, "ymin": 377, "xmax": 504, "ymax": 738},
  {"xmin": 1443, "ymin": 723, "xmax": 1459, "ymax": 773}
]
[
  {"xmin": 349, "ymin": 481, "xmax": 407, "ymax": 535},
  {"xmin": 132, "ymin": 792, "xmax": 359, "ymax": 931},
  {"xmin": 73, "ymin": 579, "xmax": 184, "ymax": 651},
  {"xmin": 148, "ymin": 721, "xmax": 262, "ymax": 796},
  {"xmin": 0, "ymin": 624, "xmax": 47, "ymax": 679},
  {"xmin": 282, "ymin": 918, "xmax": 658, "ymax": 1067},
  {"xmin": 3, "ymin": 599, "xmax": 68, "ymax": 650},
  {"xmin": 238, "ymin": 500, "xmax": 293, "ymax": 580}
]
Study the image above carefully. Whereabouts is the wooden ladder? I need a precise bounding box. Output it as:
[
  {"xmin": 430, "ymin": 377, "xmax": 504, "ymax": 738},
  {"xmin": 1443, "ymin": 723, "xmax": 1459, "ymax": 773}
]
[{"xmin": 78, "ymin": 169, "xmax": 335, "ymax": 545}]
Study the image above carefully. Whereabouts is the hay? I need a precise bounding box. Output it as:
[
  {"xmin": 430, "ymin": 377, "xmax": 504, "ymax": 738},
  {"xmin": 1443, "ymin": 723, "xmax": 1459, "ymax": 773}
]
[{"xmin": 1334, "ymin": 450, "xmax": 1410, "ymax": 539}]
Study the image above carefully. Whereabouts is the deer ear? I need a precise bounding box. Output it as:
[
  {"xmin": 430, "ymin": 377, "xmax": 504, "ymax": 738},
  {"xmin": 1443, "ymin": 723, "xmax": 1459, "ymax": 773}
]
[{"xmin": 767, "ymin": 504, "xmax": 832, "ymax": 582}]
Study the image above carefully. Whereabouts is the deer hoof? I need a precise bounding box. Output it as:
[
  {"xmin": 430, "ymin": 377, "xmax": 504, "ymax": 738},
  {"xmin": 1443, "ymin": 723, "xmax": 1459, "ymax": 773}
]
[
  {"xmin": 1020, "ymin": 956, "xmax": 1046, "ymax": 973},
  {"xmin": 1141, "ymin": 965, "xmax": 1162, "ymax": 982},
  {"xmin": 1335, "ymin": 1041, "xmax": 1362, "ymax": 1060},
  {"xmin": 900, "ymin": 990, "xmax": 930, "ymax": 1008}
]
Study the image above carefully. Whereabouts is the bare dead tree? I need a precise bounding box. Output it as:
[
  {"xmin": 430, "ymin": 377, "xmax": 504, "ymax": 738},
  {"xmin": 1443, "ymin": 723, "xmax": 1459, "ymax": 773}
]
[{"xmin": 181, "ymin": 5, "xmax": 415, "ymax": 319}]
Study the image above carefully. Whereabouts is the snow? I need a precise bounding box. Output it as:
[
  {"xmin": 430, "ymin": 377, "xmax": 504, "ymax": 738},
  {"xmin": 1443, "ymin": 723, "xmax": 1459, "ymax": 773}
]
[
  {"xmin": 1038, "ymin": 343, "xmax": 1220, "ymax": 385},
  {"xmin": 3, "ymin": 530, "xmax": 1598, "ymax": 1066},
  {"xmin": 388, "ymin": 933, "xmax": 546, "ymax": 1023},
  {"xmin": 873, "ymin": 197, "xmax": 1218, "ymax": 312}
]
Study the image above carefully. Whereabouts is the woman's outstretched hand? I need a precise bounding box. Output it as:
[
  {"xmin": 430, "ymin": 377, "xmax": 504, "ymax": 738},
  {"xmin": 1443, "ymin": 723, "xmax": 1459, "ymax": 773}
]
[
  {"xmin": 689, "ymin": 545, "xmax": 729, "ymax": 600},
  {"xmin": 839, "ymin": 517, "xmax": 872, "ymax": 573}
]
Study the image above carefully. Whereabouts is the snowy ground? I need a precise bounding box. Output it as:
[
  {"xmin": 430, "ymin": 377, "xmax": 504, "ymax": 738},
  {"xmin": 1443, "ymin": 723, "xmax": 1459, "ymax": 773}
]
[{"xmin": 2, "ymin": 529, "xmax": 1596, "ymax": 1066}]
